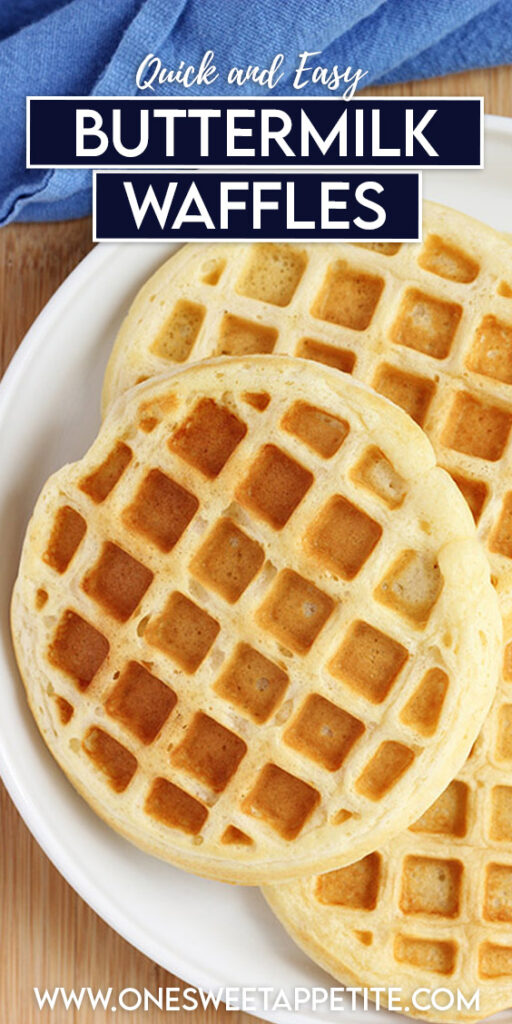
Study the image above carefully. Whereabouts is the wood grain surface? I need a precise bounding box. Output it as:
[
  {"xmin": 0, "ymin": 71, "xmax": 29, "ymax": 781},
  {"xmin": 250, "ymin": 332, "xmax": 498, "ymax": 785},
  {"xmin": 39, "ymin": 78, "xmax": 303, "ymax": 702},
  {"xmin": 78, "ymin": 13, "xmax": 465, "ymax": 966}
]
[{"xmin": 1, "ymin": 65, "xmax": 511, "ymax": 1023}]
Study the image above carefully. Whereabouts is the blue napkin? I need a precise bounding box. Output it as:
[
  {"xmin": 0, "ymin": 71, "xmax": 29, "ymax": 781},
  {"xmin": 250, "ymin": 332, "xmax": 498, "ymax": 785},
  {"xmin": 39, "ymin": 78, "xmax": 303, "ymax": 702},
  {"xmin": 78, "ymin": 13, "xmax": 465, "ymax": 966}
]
[{"xmin": 0, "ymin": 0, "xmax": 510, "ymax": 224}]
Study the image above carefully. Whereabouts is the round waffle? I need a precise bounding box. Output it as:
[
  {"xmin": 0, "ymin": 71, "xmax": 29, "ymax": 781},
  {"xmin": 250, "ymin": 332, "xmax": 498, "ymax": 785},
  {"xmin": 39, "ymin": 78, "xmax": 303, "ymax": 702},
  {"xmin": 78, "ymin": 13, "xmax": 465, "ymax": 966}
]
[{"xmin": 11, "ymin": 357, "xmax": 499, "ymax": 884}]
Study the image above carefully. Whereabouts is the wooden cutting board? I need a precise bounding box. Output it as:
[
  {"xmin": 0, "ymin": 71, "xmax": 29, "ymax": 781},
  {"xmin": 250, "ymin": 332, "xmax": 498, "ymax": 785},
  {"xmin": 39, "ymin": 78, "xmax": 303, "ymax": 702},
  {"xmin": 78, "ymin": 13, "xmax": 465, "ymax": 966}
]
[{"xmin": 1, "ymin": 65, "xmax": 511, "ymax": 1024}]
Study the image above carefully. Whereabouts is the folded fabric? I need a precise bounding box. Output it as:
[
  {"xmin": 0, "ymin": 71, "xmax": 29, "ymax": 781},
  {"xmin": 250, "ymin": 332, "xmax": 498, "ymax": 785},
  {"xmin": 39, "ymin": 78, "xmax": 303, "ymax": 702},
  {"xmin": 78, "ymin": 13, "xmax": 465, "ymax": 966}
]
[{"xmin": 0, "ymin": 0, "xmax": 510, "ymax": 224}]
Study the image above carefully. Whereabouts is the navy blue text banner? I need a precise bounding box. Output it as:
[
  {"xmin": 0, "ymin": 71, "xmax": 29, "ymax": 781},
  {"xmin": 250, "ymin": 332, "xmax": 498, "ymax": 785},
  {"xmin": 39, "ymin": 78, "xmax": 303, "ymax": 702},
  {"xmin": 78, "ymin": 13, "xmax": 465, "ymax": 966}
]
[
  {"xmin": 93, "ymin": 171, "xmax": 421, "ymax": 242},
  {"xmin": 29, "ymin": 98, "xmax": 482, "ymax": 168}
]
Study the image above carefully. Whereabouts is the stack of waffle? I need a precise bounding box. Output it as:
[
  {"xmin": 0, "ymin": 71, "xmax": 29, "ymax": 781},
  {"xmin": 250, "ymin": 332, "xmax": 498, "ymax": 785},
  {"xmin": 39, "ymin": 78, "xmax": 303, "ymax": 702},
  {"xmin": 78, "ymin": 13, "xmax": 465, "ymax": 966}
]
[{"xmin": 13, "ymin": 201, "xmax": 512, "ymax": 1020}]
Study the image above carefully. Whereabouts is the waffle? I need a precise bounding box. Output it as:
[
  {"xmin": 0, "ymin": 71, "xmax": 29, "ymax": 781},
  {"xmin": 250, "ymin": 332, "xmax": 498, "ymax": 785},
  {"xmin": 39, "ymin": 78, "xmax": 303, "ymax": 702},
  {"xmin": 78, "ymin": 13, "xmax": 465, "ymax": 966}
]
[
  {"xmin": 102, "ymin": 202, "xmax": 512, "ymax": 600},
  {"xmin": 264, "ymin": 607, "xmax": 512, "ymax": 1022},
  {"xmin": 11, "ymin": 357, "xmax": 499, "ymax": 884}
]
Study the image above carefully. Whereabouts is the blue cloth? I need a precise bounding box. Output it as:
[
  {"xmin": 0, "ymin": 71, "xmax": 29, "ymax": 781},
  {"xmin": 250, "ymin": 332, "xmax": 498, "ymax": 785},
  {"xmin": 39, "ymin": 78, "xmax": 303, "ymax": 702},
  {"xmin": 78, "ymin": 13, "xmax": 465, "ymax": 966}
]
[{"xmin": 0, "ymin": 0, "xmax": 510, "ymax": 224}]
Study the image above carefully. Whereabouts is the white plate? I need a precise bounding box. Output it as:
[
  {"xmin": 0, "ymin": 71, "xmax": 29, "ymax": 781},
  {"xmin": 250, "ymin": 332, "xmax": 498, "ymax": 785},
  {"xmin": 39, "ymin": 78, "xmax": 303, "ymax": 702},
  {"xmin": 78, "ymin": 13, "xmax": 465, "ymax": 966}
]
[{"xmin": 1, "ymin": 115, "xmax": 511, "ymax": 1024}]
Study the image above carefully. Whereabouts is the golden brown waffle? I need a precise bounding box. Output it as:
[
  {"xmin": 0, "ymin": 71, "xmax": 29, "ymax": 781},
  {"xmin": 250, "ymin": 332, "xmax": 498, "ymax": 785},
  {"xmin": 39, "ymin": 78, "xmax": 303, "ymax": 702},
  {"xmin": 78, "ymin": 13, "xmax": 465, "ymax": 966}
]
[
  {"xmin": 102, "ymin": 202, "xmax": 512, "ymax": 599},
  {"xmin": 11, "ymin": 357, "xmax": 499, "ymax": 884},
  {"xmin": 264, "ymin": 609, "xmax": 512, "ymax": 1022}
]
